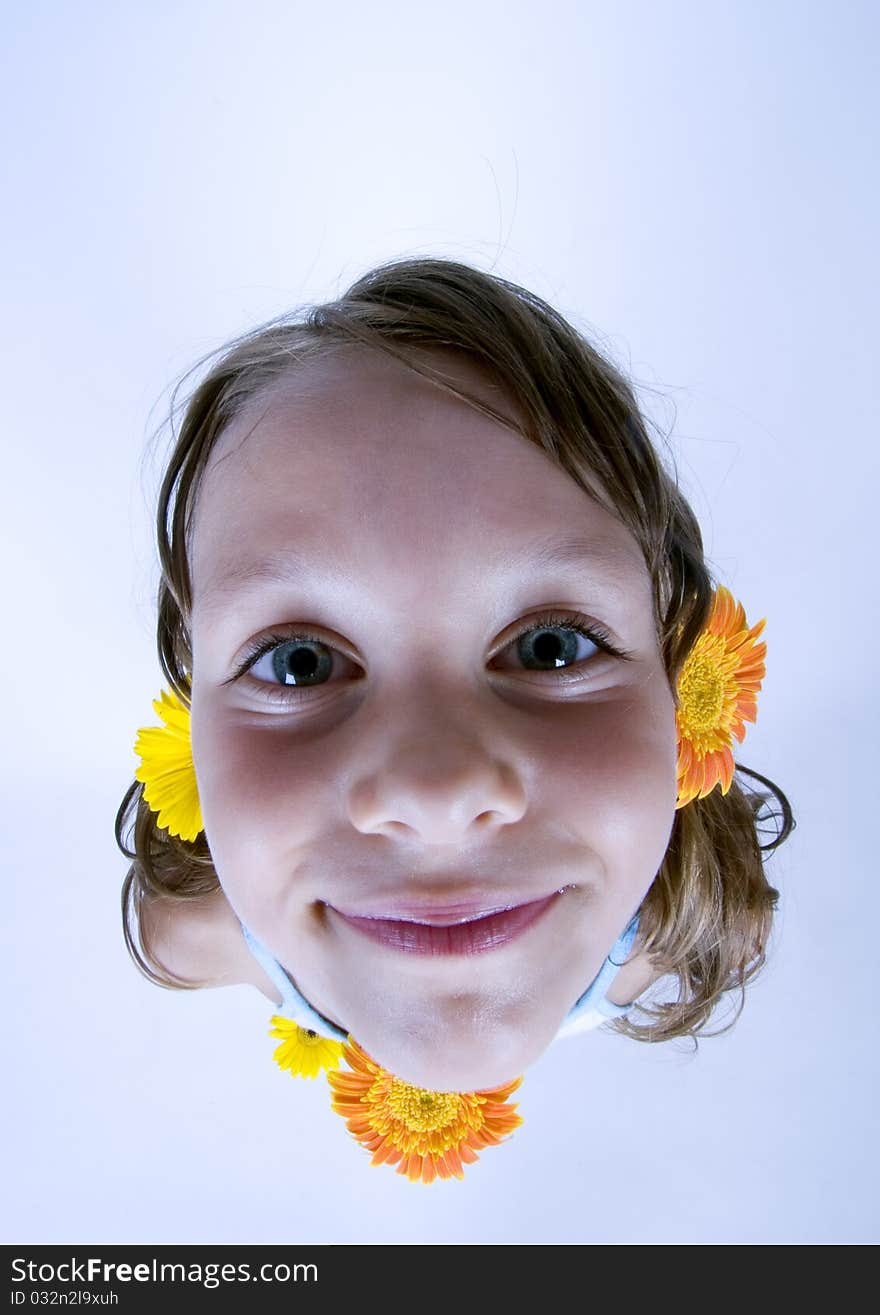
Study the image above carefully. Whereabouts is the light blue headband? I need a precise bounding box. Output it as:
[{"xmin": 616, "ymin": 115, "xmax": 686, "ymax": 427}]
[
  {"xmin": 554, "ymin": 911, "xmax": 640, "ymax": 1039},
  {"xmin": 239, "ymin": 910, "xmax": 641, "ymax": 1046}
]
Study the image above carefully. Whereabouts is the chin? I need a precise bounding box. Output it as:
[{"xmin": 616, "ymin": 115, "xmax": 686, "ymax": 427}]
[{"xmin": 359, "ymin": 1026, "xmax": 543, "ymax": 1094}]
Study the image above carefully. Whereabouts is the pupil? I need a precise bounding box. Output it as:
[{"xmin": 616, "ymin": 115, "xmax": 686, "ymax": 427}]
[
  {"xmin": 533, "ymin": 630, "xmax": 562, "ymax": 664},
  {"xmin": 272, "ymin": 641, "xmax": 330, "ymax": 686},
  {"xmin": 519, "ymin": 627, "xmax": 579, "ymax": 670},
  {"xmin": 287, "ymin": 646, "xmax": 318, "ymax": 679}
]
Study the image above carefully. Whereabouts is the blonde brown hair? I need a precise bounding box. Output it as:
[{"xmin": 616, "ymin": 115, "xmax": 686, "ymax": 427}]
[{"xmin": 116, "ymin": 255, "xmax": 794, "ymax": 1044}]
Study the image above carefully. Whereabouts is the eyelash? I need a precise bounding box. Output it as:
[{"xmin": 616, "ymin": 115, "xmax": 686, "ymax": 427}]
[{"xmin": 229, "ymin": 610, "xmax": 635, "ymax": 705}]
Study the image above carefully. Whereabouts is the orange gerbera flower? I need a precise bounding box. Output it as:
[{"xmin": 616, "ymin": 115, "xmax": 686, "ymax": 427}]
[
  {"xmin": 327, "ymin": 1037, "xmax": 523, "ymax": 1183},
  {"xmin": 675, "ymin": 584, "xmax": 767, "ymax": 809}
]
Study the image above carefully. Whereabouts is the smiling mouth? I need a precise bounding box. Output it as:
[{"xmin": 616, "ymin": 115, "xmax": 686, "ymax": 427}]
[{"xmin": 327, "ymin": 892, "xmax": 562, "ymax": 956}]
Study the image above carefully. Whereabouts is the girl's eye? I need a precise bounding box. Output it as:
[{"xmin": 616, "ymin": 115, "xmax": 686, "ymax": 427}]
[
  {"xmin": 230, "ymin": 610, "xmax": 633, "ymax": 706},
  {"xmin": 492, "ymin": 611, "xmax": 627, "ymax": 675},
  {"xmin": 233, "ymin": 631, "xmax": 358, "ymax": 703}
]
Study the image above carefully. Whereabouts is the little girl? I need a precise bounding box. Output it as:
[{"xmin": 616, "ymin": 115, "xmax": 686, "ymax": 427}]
[{"xmin": 116, "ymin": 256, "xmax": 794, "ymax": 1183}]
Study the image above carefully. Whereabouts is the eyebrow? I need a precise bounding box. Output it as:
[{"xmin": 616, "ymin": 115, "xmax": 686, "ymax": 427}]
[{"xmin": 198, "ymin": 532, "xmax": 640, "ymax": 612}]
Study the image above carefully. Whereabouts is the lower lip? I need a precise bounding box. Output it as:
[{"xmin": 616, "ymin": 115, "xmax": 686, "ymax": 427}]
[{"xmin": 329, "ymin": 892, "xmax": 561, "ymax": 956}]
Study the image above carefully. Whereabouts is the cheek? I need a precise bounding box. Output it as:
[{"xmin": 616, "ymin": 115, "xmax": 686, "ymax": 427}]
[
  {"xmin": 190, "ymin": 704, "xmax": 334, "ymax": 863},
  {"xmin": 543, "ymin": 687, "xmax": 678, "ymax": 860}
]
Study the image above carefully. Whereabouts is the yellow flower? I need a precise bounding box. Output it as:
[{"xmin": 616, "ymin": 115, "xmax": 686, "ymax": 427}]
[
  {"xmin": 327, "ymin": 1036, "xmax": 524, "ymax": 1183},
  {"xmin": 675, "ymin": 584, "xmax": 767, "ymax": 809},
  {"xmin": 133, "ymin": 687, "xmax": 203, "ymax": 841},
  {"xmin": 269, "ymin": 1017, "xmax": 346, "ymax": 1079}
]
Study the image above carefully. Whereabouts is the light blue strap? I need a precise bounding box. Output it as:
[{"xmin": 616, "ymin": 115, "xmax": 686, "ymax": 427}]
[
  {"xmin": 239, "ymin": 921, "xmax": 349, "ymax": 1042},
  {"xmin": 555, "ymin": 911, "xmax": 641, "ymax": 1040},
  {"xmin": 240, "ymin": 910, "xmax": 641, "ymax": 1049}
]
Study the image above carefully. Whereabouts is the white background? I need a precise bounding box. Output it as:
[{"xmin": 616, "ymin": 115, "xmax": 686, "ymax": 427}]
[{"xmin": 2, "ymin": 0, "xmax": 876, "ymax": 1245}]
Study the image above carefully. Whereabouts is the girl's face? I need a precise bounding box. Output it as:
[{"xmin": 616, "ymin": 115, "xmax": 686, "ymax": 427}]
[{"xmin": 189, "ymin": 347, "xmax": 678, "ymax": 1091}]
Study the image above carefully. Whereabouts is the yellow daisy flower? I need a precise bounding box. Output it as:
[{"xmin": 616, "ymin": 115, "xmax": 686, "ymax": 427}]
[
  {"xmin": 675, "ymin": 584, "xmax": 767, "ymax": 809},
  {"xmin": 328, "ymin": 1036, "xmax": 524, "ymax": 1183},
  {"xmin": 269, "ymin": 1017, "xmax": 346, "ymax": 1079},
  {"xmin": 133, "ymin": 687, "xmax": 203, "ymax": 842}
]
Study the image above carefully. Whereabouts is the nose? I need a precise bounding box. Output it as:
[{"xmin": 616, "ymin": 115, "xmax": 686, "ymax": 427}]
[{"xmin": 346, "ymin": 688, "xmax": 527, "ymax": 844}]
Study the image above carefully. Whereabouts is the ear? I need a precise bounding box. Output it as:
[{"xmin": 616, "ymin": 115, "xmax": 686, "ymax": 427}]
[
  {"xmin": 605, "ymin": 944, "xmax": 663, "ymax": 1007},
  {"xmin": 140, "ymin": 886, "xmax": 282, "ymax": 1004}
]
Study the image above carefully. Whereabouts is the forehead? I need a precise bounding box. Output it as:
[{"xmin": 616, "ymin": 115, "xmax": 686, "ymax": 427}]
[{"xmin": 190, "ymin": 347, "xmax": 647, "ymax": 607}]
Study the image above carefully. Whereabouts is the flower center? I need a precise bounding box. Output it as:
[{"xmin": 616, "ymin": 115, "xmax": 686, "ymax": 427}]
[
  {"xmin": 385, "ymin": 1078, "xmax": 462, "ymax": 1132},
  {"xmin": 678, "ymin": 638, "xmax": 726, "ymax": 736}
]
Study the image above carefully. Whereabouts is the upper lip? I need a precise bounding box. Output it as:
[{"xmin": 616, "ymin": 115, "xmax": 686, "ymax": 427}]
[{"xmin": 327, "ymin": 886, "xmax": 573, "ymax": 927}]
